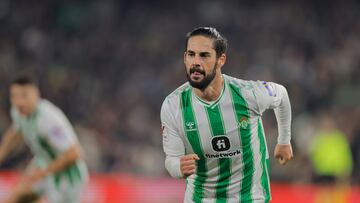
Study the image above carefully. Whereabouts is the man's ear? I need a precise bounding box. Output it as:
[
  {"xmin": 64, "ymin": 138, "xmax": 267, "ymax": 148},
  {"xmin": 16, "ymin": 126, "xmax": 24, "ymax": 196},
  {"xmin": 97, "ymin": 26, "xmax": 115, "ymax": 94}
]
[{"xmin": 217, "ymin": 53, "xmax": 226, "ymax": 68}]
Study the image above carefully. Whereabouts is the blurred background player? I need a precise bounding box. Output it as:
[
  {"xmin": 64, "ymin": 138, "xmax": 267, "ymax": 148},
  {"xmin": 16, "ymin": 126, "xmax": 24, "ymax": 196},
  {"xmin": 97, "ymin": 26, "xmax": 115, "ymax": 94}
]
[
  {"xmin": 309, "ymin": 112, "xmax": 353, "ymax": 203},
  {"xmin": 161, "ymin": 27, "xmax": 292, "ymax": 202},
  {"xmin": 0, "ymin": 74, "xmax": 88, "ymax": 203}
]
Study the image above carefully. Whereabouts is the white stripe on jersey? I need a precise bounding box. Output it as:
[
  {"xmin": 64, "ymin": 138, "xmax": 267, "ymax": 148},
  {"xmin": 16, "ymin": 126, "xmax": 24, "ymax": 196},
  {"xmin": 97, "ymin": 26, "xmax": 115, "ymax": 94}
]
[{"xmin": 218, "ymin": 84, "xmax": 242, "ymax": 201}]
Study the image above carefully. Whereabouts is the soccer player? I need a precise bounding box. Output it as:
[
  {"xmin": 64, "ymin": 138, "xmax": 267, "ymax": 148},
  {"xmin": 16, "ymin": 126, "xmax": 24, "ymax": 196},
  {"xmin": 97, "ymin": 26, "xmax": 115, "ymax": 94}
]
[
  {"xmin": 0, "ymin": 75, "xmax": 88, "ymax": 203},
  {"xmin": 161, "ymin": 27, "xmax": 293, "ymax": 202}
]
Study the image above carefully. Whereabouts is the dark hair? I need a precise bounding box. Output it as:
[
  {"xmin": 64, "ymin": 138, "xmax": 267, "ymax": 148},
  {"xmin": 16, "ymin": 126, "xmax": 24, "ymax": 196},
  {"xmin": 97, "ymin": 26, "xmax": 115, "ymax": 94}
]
[
  {"xmin": 11, "ymin": 74, "xmax": 39, "ymax": 86},
  {"xmin": 185, "ymin": 27, "xmax": 228, "ymax": 58}
]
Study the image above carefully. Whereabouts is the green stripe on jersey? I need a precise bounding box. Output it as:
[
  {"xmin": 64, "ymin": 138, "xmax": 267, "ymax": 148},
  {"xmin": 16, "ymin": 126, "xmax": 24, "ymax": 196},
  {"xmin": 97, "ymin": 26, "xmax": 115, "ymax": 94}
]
[
  {"xmin": 258, "ymin": 119, "xmax": 271, "ymax": 202},
  {"xmin": 229, "ymin": 83, "xmax": 254, "ymax": 203},
  {"xmin": 181, "ymin": 88, "xmax": 207, "ymax": 203},
  {"xmin": 37, "ymin": 136, "xmax": 82, "ymax": 188},
  {"xmin": 65, "ymin": 164, "xmax": 82, "ymax": 185},
  {"xmin": 205, "ymin": 105, "xmax": 231, "ymax": 203},
  {"xmin": 37, "ymin": 137, "xmax": 57, "ymax": 160},
  {"xmin": 205, "ymin": 105, "xmax": 225, "ymax": 135},
  {"xmin": 37, "ymin": 136, "xmax": 61, "ymax": 187}
]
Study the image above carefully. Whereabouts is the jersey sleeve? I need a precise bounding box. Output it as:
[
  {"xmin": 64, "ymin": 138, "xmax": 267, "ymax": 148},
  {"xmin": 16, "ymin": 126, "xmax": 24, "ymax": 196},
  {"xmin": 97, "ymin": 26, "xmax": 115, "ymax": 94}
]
[
  {"xmin": 161, "ymin": 98, "xmax": 185, "ymax": 178},
  {"xmin": 252, "ymin": 81, "xmax": 285, "ymax": 114},
  {"xmin": 37, "ymin": 110, "xmax": 77, "ymax": 152},
  {"xmin": 253, "ymin": 81, "xmax": 292, "ymax": 144}
]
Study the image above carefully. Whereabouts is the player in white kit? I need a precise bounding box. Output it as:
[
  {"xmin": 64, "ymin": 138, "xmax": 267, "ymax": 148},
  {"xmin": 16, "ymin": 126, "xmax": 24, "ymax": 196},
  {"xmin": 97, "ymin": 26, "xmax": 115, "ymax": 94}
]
[
  {"xmin": 0, "ymin": 75, "xmax": 88, "ymax": 203},
  {"xmin": 161, "ymin": 27, "xmax": 293, "ymax": 203}
]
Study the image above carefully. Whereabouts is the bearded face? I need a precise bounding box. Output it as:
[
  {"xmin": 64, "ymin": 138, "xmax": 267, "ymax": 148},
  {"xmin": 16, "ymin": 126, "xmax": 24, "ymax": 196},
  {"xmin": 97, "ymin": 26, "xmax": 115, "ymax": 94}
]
[
  {"xmin": 186, "ymin": 63, "xmax": 217, "ymax": 90},
  {"xmin": 184, "ymin": 36, "xmax": 221, "ymax": 90}
]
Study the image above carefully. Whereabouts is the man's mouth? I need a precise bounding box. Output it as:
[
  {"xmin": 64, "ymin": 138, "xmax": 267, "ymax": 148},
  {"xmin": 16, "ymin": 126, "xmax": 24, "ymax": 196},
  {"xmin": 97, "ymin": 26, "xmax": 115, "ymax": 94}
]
[
  {"xmin": 191, "ymin": 71, "xmax": 203, "ymax": 76},
  {"xmin": 190, "ymin": 67, "xmax": 205, "ymax": 76}
]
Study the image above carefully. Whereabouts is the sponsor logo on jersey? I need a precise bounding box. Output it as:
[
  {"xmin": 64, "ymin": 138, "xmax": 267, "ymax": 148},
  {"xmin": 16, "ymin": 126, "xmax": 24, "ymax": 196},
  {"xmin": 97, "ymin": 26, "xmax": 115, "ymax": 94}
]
[
  {"xmin": 207, "ymin": 136, "xmax": 241, "ymax": 159},
  {"xmin": 205, "ymin": 150, "xmax": 241, "ymax": 159},
  {"xmin": 211, "ymin": 136, "xmax": 230, "ymax": 151},
  {"xmin": 185, "ymin": 121, "xmax": 197, "ymax": 131}
]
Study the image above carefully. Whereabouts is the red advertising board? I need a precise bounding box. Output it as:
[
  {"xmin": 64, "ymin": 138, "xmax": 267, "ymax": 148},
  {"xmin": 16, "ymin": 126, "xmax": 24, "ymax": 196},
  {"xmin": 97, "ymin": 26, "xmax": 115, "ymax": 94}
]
[{"xmin": 0, "ymin": 172, "xmax": 359, "ymax": 203}]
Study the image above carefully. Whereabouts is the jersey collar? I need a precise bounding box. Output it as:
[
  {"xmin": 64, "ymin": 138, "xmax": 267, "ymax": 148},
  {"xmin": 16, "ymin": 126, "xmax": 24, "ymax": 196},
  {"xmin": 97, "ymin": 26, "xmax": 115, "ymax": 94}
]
[{"xmin": 192, "ymin": 76, "xmax": 227, "ymax": 109}]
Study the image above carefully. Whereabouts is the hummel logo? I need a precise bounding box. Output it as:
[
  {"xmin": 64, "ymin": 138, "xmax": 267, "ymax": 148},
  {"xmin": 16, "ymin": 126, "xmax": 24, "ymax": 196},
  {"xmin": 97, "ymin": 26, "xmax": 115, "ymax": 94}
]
[{"xmin": 185, "ymin": 121, "xmax": 197, "ymax": 131}]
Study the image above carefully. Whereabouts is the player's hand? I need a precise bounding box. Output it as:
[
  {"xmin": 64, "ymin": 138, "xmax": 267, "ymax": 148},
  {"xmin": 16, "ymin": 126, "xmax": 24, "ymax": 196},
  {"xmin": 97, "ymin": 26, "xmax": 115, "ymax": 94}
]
[
  {"xmin": 274, "ymin": 144, "xmax": 293, "ymax": 165},
  {"xmin": 23, "ymin": 168, "xmax": 47, "ymax": 183},
  {"xmin": 180, "ymin": 154, "xmax": 200, "ymax": 178}
]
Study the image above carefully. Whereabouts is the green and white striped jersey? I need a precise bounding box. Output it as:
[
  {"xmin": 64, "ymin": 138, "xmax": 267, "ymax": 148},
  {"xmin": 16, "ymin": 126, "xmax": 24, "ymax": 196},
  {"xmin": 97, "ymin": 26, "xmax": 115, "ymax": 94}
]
[
  {"xmin": 161, "ymin": 74, "xmax": 291, "ymax": 203},
  {"xmin": 11, "ymin": 99, "xmax": 88, "ymax": 186}
]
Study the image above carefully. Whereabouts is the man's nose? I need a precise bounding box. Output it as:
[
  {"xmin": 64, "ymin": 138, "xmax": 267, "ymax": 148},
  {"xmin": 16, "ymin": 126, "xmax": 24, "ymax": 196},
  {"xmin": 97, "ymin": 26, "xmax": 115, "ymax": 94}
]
[{"xmin": 191, "ymin": 55, "xmax": 202, "ymax": 66}]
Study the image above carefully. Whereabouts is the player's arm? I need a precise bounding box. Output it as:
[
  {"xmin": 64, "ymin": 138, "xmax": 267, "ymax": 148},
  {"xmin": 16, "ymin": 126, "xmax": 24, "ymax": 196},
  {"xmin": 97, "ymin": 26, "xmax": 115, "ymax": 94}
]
[
  {"xmin": 23, "ymin": 144, "xmax": 82, "ymax": 185},
  {"xmin": 0, "ymin": 127, "xmax": 23, "ymax": 165},
  {"xmin": 44, "ymin": 144, "xmax": 81, "ymax": 176},
  {"xmin": 26, "ymin": 113, "xmax": 83, "ymax": 182},
  {"xmin": 254, "ymin": 81, "xmax": 293, "ymax": 165},
  {"xmin": 272, "ymin": 84, "xmax": 293, "ymax": 165},
  {"xmin": 161, "ymin": 99, "xmax": 198, "ymax": 178}
]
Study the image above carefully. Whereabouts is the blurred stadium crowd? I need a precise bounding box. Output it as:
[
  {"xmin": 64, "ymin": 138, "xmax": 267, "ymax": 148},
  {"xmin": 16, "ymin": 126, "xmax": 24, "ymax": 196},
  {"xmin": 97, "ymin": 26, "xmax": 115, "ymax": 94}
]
[{"xmin": 0, "ymin": 0, "xmax": 359, "ymax": 185}]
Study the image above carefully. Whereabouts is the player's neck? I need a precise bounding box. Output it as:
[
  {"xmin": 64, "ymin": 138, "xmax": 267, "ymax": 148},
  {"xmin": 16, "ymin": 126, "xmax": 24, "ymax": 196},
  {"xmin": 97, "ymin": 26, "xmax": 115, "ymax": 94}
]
[
  {"xmin": 193, "ymin": 74, "xmax": 224, "ymax": 102},
  {"xmin": 23, "ymin": 100, "xmax": 40, "ymax": 118}
]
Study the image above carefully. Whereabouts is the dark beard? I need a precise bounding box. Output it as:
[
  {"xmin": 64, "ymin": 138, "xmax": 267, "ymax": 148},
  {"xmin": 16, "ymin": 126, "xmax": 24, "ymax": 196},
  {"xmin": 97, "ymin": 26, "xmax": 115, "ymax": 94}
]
[{"xmin": 186, "ymin": 64, "xmax": 217, "ymax": 90}]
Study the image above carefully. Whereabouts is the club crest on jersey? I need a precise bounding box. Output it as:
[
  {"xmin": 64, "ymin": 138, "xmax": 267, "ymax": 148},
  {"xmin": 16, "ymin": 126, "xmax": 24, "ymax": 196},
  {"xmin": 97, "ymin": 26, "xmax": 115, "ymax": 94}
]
[
  {"xmin": 185, "ymin": 121, "xmax": 197, "ymax": 131},
  {"xmin": 238, "ymin": 117, "xmax": 250, "ymax": 129}
]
